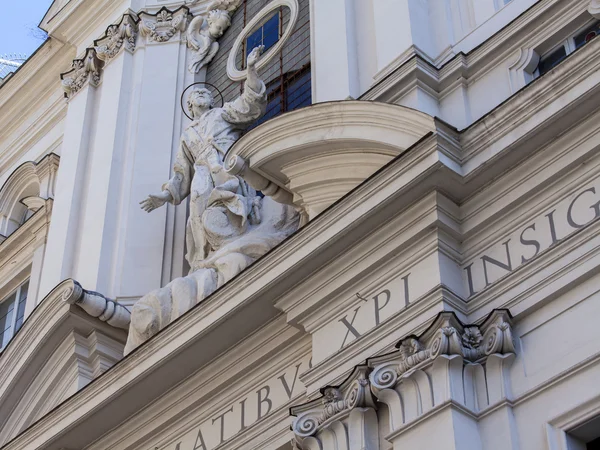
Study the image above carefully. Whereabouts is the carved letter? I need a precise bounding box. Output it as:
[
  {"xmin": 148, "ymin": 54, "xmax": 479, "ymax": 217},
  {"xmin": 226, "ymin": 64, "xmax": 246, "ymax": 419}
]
[
  {"xmin": 278, "ymin": 363, "xmax": 302, "ymax": 400},
  {"xmin": 520, "ymin": 223, "xmax": 540, "ymax": 264},
  {"xmin": 239, "ymin": 397, "xmax": 248, "ymax": 432},
  {"xmin": 373, "ymin": 289, "xmax": 391, "ymax": 326},
  {"xmin": 193, "ymin": 428, "xmax": 208, "ymax": 450},
  {"xmin": 402, "ymin": 273, "xmax": 410, "ymax": 305},
  {"xmin": 481, "ymin": 240, "xmax": 512, "ymax": 287},
  {"xmin": 464, "ymin": 263, "xmax": 476, "ymax": 297},
  {"xmin": 212, "ymin": 406, "xmax": 234, "ymax": 444},
  {"xmin": 257, "ymin": 385, "xmax": 273, "ymax": 420},
  {"xmin": 545, "ymin": 209, "xmax": 559, "ymax": 245},
  {"xmin": 567, "ymin": 187, "xmax": 600, "ymax": 229},
  {"xmin": 339, "ymin": 307, "xmax": 362, "ymax": 349}
]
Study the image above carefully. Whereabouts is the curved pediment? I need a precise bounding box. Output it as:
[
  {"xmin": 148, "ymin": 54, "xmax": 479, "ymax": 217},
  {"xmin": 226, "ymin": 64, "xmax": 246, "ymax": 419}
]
[
  {"xmin": 226, "ymin": 101, "xmax": 436, "ymax": 218},
  {"xmin": 0, "ymin": 279, "xmax": 127, "ymax": 446}
]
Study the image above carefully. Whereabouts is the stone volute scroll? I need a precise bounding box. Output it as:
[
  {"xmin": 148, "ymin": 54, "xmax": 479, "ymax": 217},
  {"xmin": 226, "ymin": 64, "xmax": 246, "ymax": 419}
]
[
  {"xmin": 186, "ymin": 0, "xmax": 243, "ymax": 74},
  {"xmin": 368, "ymin": 310, "xmax": 516, "ymax": 439},
  {"xmin": 291, "ymin": 366, "xmax": 379, "ymax": 450},
  {"xmin": 127, "ymin": 45, "xmax": 299, "ymax": 354}
]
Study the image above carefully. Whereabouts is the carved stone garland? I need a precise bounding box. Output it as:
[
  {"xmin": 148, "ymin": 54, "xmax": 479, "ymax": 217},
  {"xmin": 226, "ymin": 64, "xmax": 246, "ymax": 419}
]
[
  {"xmin": 60, "ymin": 11, "xmax": 140, "ymax": 100},
  {"xmin": 60, "ymin": 48, "xmax": 104, "ymax": 99},
  {"xmin": 139, "ymin": 7, "xmax": 190, "ymax": 43},
  {"xmin": 94, "ymin": 13, "xmax": 139, "ymax": 62}
]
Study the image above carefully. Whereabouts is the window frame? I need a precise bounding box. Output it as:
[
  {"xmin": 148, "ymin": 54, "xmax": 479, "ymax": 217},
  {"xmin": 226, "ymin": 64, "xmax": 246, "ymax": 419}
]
[
  {"xmin": 536, "ymin": 20, "xmax": 600, "ymax": 77},
  {"xmin": 244, "ymin": 10, "xmax": 282, "ymax": 67},
  {"xmin": 0, "ymin": 279, "xmax": 29, "ymax": 350}
]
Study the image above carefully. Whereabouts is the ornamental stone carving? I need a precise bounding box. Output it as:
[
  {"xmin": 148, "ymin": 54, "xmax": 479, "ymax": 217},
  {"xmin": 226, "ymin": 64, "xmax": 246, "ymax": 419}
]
[
  {"xmin": 291, "ymin": 366, "xmax": 378, "ymax": 449},
  {"xmin": 94, "ymin": 13, "xmax": 138, "ymax": 62},
  {"xmin": 60, "ymin": 49, "xmax": 103, "ymax": 99},
  {"xmin": 186, "ymin": 0, "xmax": 243, "ymax": 73},
  {"xmin": 139, "ymin": 7, "xmax": 190, "ymax": 43},
  {"xmin": 369, "ymin": 310, "xmax": 515, "ymax": 393},
  {"xmin": 127, "ymin": 45, "xmax": 299, "ymax": 354}
]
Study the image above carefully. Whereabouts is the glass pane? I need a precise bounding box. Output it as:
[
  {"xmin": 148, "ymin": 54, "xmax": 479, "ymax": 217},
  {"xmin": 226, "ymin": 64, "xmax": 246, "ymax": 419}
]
[
  {"xmin": 0, "ymin": 293, "xmax": 16, "ymax": 348},
  {"xmin": 286, "ymin": 70, "xmax": 312, "ymax": 111},
  {"xmin": 538, "ymin": 45, "xmax": 567, "ymax": 76},
  {"xmin": 262, "ymin": 14, "xmax": 280, "ymax": 51},
  {"xmin": 246, "ymin": 28, "xmax": 263, "ymax": 57},
  {"xmin": 15, "ymin": 283, "xmax": 28, "ymax": 332}
]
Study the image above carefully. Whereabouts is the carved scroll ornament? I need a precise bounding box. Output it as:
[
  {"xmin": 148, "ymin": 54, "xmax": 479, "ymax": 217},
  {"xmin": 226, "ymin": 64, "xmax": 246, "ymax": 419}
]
[{"xmin": 369, "ymin": 310, "xmax": 515, "ymax": 392}]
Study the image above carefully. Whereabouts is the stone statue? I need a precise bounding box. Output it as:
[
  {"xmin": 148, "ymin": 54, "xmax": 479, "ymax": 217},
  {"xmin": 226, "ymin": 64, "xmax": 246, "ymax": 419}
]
[
  {"xmin": 127, "ymin": 46, "xmax": 299, "ymax": 353},
  {"xmin": 186, "ymin": 0, "xmax": 243, "ymax": 74}
]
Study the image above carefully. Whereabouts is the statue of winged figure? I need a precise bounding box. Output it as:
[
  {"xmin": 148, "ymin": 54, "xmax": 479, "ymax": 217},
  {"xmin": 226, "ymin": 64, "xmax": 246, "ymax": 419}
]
[{"xmin": 186, "ymin": 0, "xmax": 243, "ymax": 73}]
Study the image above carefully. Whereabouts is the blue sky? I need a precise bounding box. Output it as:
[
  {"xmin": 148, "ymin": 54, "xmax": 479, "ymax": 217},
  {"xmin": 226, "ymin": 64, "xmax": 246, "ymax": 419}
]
[{"xmin": 0, "ymin": 0, "xmax": 54, "ymax": 58}]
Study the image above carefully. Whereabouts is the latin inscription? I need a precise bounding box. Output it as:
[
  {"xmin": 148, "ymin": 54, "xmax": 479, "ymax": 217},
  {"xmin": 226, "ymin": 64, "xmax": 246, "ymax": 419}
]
[
  {"xmin": 462, "ymin": 184, "xmax": 600, "ymax": 297},
  {"xmin": 317, "ymin": 180, "xmax": 600, "ymax": 363},
  {"xmin": 158, "ymin": 355, "xmax": 311, "ymax": 450}
]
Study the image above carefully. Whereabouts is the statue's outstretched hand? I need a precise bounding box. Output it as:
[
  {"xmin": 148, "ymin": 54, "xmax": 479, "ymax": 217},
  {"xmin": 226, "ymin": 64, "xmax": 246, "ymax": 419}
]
[
  {"xmin": 140, "ymin": 191, "xmax": 172, "ymax": 213},
  {"xmin": 247, "ymin": 45, "xmax": 264, "ymax": 68}
]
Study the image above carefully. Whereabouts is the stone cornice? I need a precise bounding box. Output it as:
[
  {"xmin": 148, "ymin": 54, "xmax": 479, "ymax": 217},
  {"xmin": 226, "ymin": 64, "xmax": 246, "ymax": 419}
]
[
  {"xmin": 361, "ymin": 0, "xmax": 590, "ymax": 109},
  {"xmin": 0, "ymin": 278, "xmax": 127, "ymax": 445}
]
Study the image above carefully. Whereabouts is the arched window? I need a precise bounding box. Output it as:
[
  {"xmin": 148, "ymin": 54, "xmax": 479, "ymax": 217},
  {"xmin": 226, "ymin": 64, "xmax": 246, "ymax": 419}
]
[{"xmin": 0, "ymin": 155, "xmax": 58, "ymax": 238}]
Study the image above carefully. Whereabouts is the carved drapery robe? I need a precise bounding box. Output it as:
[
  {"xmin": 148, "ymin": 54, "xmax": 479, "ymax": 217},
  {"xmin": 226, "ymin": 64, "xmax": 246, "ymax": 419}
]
[
  {"xmin": 126, "ymin": 81, "xmax": 300, "ymax": 354},
  {"xmin": 163, "ymin": 81, "xmax": 266, "ymax": 271}
]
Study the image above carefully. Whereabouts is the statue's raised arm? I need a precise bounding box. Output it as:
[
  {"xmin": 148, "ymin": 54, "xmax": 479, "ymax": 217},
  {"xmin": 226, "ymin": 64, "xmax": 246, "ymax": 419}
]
[{"xmin": 221, "ymin": 45, "xmax": 267, "ymax": 126}]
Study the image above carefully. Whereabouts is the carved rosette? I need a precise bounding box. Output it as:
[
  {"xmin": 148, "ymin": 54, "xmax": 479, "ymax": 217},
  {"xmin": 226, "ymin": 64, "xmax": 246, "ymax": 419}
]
[
  {"xmin": 368, "ymin": 310, "xmax": 515, "ymax": 392},
  {"xmin": 94, "ymin": 13, "xmax": 139, "ymax": 62},
  {"xmin": 139, "ymin": 7, "xmax": 190, "ymax": 43},
  {"xmin": 60, "ymin": 49, "xmax": 104, "ymax": 99},
  {"xmin": 291, "ymin": 366, "xmax": 376, "ymax": 444}
]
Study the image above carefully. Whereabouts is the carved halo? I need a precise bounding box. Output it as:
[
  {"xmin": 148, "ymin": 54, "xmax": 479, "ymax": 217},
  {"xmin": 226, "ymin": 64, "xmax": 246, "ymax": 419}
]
[
  {"xmin": 180, "ymin": 81, "xmax": 225, "ymax": 120},
  {"xmin": 226, "ymin": 0, "xmax": 299, "ymax": 81}
]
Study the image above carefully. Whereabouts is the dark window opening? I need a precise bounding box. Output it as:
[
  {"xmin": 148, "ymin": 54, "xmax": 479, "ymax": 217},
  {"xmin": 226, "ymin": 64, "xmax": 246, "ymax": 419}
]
[
  {"xmin": 588, "ymin": 436, "xmax": 600, "ymax": 450},
  {"xmin": 537, "ymin": 45, "xmax": 567, "ymax": 76}
]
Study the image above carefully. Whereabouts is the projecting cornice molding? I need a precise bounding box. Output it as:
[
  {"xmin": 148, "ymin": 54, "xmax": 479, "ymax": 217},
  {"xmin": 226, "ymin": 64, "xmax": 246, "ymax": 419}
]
[
  {"xmin": 94, "ymin": 12, "xmax": 139, "ymax": 62},
  {"xmin": 0, "ymin": 278, "xmax": 127, "ymax": 445},
  {"xmin": 139, "ymin": 7, "xmax": 190, "ymax": 43}
]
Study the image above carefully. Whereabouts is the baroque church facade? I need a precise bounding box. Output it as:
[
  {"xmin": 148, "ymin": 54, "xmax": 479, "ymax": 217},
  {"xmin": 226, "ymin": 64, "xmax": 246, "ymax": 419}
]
[{"xmin": 1, "ymin": 0, "xmax": 600, "ymax": 448}]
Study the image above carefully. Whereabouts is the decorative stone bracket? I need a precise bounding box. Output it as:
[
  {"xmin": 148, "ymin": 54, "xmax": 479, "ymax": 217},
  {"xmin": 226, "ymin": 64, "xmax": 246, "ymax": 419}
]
[
  {"xmin": 291, "ymin": 310, "xmax": 517, "ymax": 449},
  {"xmin": 139, "ymin": 7, "xmax": 190, "ymax": 43},
  {"xmin": 94, "ymin": 12, "xmax": 139, "ymax": 62},
  {"xmin": 60, "ymin": 48, "xmax": 104, "ymax": 99}
]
